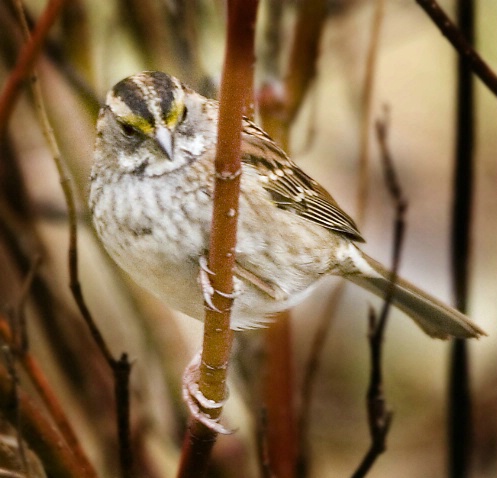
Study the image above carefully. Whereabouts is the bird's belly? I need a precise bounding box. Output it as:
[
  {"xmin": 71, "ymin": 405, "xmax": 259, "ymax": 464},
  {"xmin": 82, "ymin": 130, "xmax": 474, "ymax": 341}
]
[{"xmin": 90, "ymin": 175, "xmax": 341, "ymax": 329}]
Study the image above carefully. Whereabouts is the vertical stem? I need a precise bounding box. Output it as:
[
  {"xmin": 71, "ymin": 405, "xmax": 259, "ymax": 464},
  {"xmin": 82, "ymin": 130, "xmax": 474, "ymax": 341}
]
[
  {"xmin": 449, "ymin": 1, "xmax": 474, "ymax": 477},
  {"xmin": 259, "ymin": 3, "xmax": 328, "ymax": 475},
  {"xmin": 357, "ymin": 0, "xmax": 385, "ymax": 225},
  {"xmin": 177, "ymin": 1, "xmax": 258, "ymax": 476},
  {"xmin": 264, "ymin": 312, "xmax": 297, "ymax": 477}
]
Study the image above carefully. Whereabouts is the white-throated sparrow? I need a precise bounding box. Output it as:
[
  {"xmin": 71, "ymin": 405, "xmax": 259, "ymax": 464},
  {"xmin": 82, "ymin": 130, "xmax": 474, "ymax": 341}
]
[{"xmin": 89, "ymin": 71, "xmax": 485, "ymax": 340}]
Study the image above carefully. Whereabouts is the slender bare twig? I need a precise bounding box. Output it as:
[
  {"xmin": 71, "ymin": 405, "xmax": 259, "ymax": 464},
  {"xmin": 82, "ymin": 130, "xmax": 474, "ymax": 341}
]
[
  {"xmin": 357, "ymin": 0, "xmax": 385, "ymax": 225},
  {"xmin": 351, "ymin": 111, "xmax": 407, "ymax": 478},
  {"xmin": 0, "ymin": 0, "xmax": 68, "ymax": 138},
  {"xmin": 0, "ymin": 364, "xmax": 84, "ymax": 478},
  {"xmin": 10, "ymin": 3, "xmax": 132, "ymax": 474},
  {"xmin": 297, "ymin": 4, "xmax": 386, "ymax": 475},
  {"xmin": 415, "ymin": 0, "xmax": 497, "ymax": 97},
  {"xmin": 177, "ymin": 1, "xmax": 258, "ymax": 476},
  {"xmin": 1, "ymin": 346, "xmax": 29, "ymax": 477},
  {"xmin": 0, "ymin": 313, "xmax": 98, "ymax": 478},
  {"xmin": 285, "ymin": 0, "xmax": 327, "ymax": 127},
  {"xmin": 13, "ymin": 254, "xmax": 41, "ymax": 353},
  {"xmin": 256, "ymin": 408, "xmax": 273, "ymax": 478},
  {"xmin": 448, "ymin": 1, "xmax": 475, "ymax": 476},
  {"xmin": 296, "ymin": 282, "xmax": 345, "ymax": 477}
]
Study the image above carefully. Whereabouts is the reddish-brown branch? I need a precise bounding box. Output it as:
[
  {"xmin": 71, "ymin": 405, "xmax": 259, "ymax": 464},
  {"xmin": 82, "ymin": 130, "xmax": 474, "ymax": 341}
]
[
  {"xmin": 257, "ymin": 3, "xmax": 328, "ymax": 476},
  {"xmin": 0, "ymin": 364, "xmax": 85, "ymax": 478},
  {"xmin": 263, "ymin": 311, "xmax": 297, "ymax": 478},
  {"xmin": 285, "ymin": 0, "xmax": 327, "ymax": 125},
  {"xmin": 177, "ymin": 1, "xmax": 258, "ymax": 476},
  {"xmin": 0, "ymin": 316, "xmax": 97, "ymax": 478},
  {"xmin": 0, "ymin": 0, "xmax": 68, "ymax": 138},
  {"xmin": 11, "ymin": 1, "xmax": 134, "ymax": 470},
  {"xmin": 296, "ymin": 282, "xmax": 345, "ymax": 476},
  {"xmin": 415, "ymin": 0, "xmax": 497, "ymax": 97}
]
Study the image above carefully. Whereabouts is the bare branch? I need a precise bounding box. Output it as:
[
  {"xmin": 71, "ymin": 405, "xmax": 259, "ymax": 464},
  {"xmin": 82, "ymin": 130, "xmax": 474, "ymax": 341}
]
[
  {"xmin": 415, "ymin": 0, "xmax": 497, "ymax": 97},
  {"xmin": 0, "ymin": 365, "xmax": 84, "ymax": 478},
  {"xmin": 448, "ymin": 0, "xmax": 476, "ymax": 475},
  {"xmin": 11, "ymin": 3, "xmax": 133, "ymax": 473},
  {"xmin": 357, "ymin": 0, "xmax": 386, "ymax": 225},
  {"xmin": 351, "ymin": 110, "xmax": 407, "ymax": 478},
  {"xmin": 177, "ymin": 1, "xmax": 258, "ymax": 476},
  {"xmin": 0, "ymin": 0, "xmax": 68, "ymax": 138}
]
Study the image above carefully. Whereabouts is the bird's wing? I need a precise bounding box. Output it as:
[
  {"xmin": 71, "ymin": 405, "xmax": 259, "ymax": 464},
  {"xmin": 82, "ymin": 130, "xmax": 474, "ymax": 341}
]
[{"xmin": 240, "ymin": 120, "xmax": 364, "ymax": 242}]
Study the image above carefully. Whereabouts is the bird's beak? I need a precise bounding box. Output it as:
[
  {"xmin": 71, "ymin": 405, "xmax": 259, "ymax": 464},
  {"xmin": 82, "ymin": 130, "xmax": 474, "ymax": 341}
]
[{"xmin": 155, "ymin": 126, "xmax": 174, "ymax": 160}]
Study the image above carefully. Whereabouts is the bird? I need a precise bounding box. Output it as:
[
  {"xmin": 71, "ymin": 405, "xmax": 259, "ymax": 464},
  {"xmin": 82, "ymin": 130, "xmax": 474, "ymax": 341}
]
[{"xmin": 89, "ymin": 71, "xmax": 485, "ymax": 341}]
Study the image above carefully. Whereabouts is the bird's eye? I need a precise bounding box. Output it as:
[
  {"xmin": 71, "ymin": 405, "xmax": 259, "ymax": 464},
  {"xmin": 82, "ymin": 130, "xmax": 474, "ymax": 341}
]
[{"xmin": 121, "ymin": 123, "xmax": 139, "ymax": 137}]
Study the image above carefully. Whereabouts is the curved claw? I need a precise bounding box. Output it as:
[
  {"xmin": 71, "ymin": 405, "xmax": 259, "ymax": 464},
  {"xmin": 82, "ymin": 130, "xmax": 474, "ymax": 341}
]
[
  {"xmin": 182, "ymin": 352, "xmax": 234, "ymax": 435},
  {"xmin": 198, "ymin": 256, "xmax": 242, "ymax": 311},
  {"xmin": 199, "ymin": 255, "xmax": 215, "ymax": 275},
  {"xmin": 198, "ymin": 258, "xmax": 221, "ymax": 312},
  {"xmin": 216, "ymin": 277, "xmax": 243, "ymax": 299}
]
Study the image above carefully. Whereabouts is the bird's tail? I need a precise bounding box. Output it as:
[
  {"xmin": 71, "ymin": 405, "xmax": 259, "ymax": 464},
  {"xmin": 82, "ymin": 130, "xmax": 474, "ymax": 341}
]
[{"xmin": 346, "ymin": 251, "xmax": 486, "ymax": 339}]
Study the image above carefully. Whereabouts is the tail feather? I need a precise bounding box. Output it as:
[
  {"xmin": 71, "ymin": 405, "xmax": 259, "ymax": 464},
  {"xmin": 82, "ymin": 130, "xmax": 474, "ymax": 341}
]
[{"xmin": 347, "ymin": 253, "xmax": 486, "ymax": 340}]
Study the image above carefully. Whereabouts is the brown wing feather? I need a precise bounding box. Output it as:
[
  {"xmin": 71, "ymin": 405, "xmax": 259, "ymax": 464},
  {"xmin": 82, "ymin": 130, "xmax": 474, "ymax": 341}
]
[{"xmin": 241, "ymin": 120, "xmax": 364, "ymax": 242}]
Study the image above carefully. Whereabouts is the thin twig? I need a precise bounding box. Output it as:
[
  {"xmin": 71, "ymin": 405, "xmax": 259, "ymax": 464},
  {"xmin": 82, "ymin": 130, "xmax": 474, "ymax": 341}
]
[
  {"xmin": 296, "ymin": 282, "xmax": 345, "ymax": 477},
  {"xmin": 351, "ymin": 110, "xmax": 407, "ymax": 478},
  {"xmin": 415, "ymin": 0, "xmax": 497, "ymax": 97},
  {"xmin": 0, "ymin": 365, "xmax": 83, "ymax": 478},
  {"xmin": 114, "ymin": 354, "xmax": 133, "ymax": 477},
  {"xmin": 1, "ymin": 346, "xmax": 29, "ymax": 477},
  {"xmin": 448, "ymin": 0, "xmax": 475, "ymax": 476},
  {"xmin": 12, "ymin": 3, "xmax": 133, "ymax": 474},
  {"xmin": 297, "ymin": 4, "xmax": 386, "ymax": 474},
  {"xmin": 0, "ymin": 315, "xmax": 97, "ymax": 478},
  {"xmin": 13, "ymin": 254, "xmax": 41, "ymax": 353},
  {"xmin": 0, "ymin": 0, "xmax": 68, "ymax": 138},
  {"xmin": 285, "ymin": 0, "xmax": 327, "ymax": 127},
  {"xmin": 256, "ymin": 407, "xmax": 273, "ymax": 478},
  {"xmin": 357, "ymin": 0, "xmax": 385, "ymax": 225}
]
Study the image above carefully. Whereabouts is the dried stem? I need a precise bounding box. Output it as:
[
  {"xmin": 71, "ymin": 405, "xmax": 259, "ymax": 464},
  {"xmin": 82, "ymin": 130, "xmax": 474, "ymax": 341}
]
[
  {"xmin": 357, "ymin": 0, "xmax": 385, "ymax": 225},
  {"xmin": 294, "ymin": 2, "xmax": 386, "ymax": 474},
  {"xmin": 256, "ymin": 3, "xmax": 329, "ymax": 476},
  {"xmin": 6, "ymin": 253, "xmax": 94, "ymax": 477},
  {"xmin": 177, "ymin": 1, "xmax": 258, "ymax": 476},
  {"xmin": 296, "ymin": 282, "xmax": 345, "ymax": 476},
  {"xmin": 0, "ymin": 365, "xmax": 84, "ymax": 478},
  {"xmin": 448, "ymin": 0, "xmax": 475, "ymax": 476},
  {"xmin": 13, "ymin": 254, "xmax": 41, "ymax": 353},
  {"xmin": 10, "ymin": 4, "xmax": 133, "ymax": 474},
  {"xmin": 256, "ymin": 408, "xmax": 272, "ymax": 478},
  {"xmin": 415, "ymin": 0, "xmax": 497, "ymax": 97},
  {"xmin": 351, "ymin": 111, "xmax": 406, "ymax": 478},
  {"xmin": 263, "ymin": 311, "xmax": 296, "ymax": 477},
  {"xmin": 285, "ymin": 0, "xmax": 327, "ymax": 127},
  {"xmin": 18, "ymin": 331, "xmax": 97, "ymax": 477},
  {"xmin": 0, "ymin": 0, "xmax": 68, "ymax": 138},
  {"xmin": 1, "ymin": 346, "xmax": 29, "ymax": 476}
]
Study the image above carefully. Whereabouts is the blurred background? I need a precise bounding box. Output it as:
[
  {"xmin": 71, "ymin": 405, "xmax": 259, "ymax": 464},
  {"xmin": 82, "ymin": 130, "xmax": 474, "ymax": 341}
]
[{"xmin": 0, "ymin": 0, "xmax": 496, "ymax": 476}]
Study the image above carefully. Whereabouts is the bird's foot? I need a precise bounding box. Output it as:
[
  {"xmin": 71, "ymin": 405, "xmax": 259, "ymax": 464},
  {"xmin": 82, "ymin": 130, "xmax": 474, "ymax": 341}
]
[
  {"xmin": 198, "ymin": 256, "xmax": 242, "ymax": 312},
  {"xmin": 182, "ymin": 351, "xmax": 233, "ymax": 434}
]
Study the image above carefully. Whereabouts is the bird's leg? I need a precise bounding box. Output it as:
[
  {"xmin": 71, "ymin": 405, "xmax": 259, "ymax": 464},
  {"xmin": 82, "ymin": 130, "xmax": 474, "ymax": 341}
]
[
  {"xmin": 234, "ymin": 264, "xmax": 288, "ymax": 301},
  {"xmin": 182, "ymin": 351, "xmax": 233, "ymax": 434}
]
